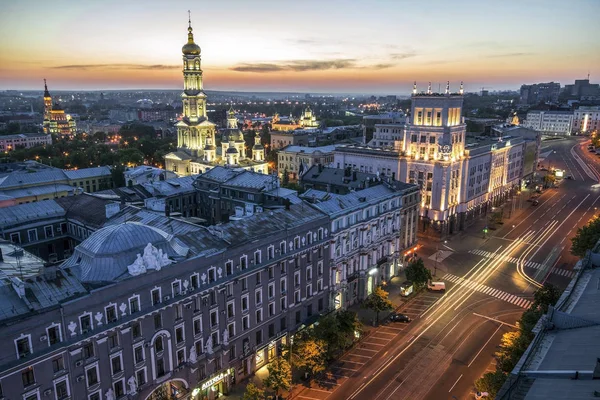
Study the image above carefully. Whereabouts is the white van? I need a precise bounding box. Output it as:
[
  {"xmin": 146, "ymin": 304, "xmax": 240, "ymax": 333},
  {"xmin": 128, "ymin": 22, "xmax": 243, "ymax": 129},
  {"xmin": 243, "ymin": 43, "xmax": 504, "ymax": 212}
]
[{"xmin": 427, "ymin": 281, "xmax": 446, "ymax": 292}]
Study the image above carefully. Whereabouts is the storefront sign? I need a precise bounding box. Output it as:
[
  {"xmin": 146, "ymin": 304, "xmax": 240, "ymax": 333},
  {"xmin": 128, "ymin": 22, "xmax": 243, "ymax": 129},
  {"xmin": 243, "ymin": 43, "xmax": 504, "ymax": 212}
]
[{"xmin": 200, "ymin": 369, "xmax": 232, "ymax": 390}]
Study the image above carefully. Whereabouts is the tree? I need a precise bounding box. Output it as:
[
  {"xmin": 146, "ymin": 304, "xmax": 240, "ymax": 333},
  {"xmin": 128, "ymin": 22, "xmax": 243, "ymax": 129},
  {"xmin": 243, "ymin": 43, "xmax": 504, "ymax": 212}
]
[
  {"xmin": 571, "ymin": 217, "xmax": 600, "ymax": 257},
  {"xmin": 335, "ymin": 310, "xmax": 362, "ymax": 348},
  {"xmin": 543, "ymin": 174, "xmax": 556, "ymax": 188},
  {"xmin": 282, "ymin": 168, "xmax": 290, "ymax": 186},
  {"xmin": 362, "ymin": 286, "xmax": 394, "ymax": 325},
  {"xmin": 263, "ymin": 358, "xmax": 291, "ymax": 400},
  {"xmin": 111, "ymin": 165, "xmax": 126, "ymax": 188},
  {"xmin": 118, "ymin": 148, "xmax": 145, "ymax": 166},
  {"xmin": 242, "ymin": 383, "xmax": 265, "ymax": 400},
  {"xmin": 290, "ymin": 333, "xmax": 327, "ymax": 377},
  {"xmin": 404, "ymin": 258, "xmax": 432, "ymax": 289},
  {"xmin": 532, "ymin": 283, "xmax": 561, "ymax": 313},
  {"xmin": 474, "ymin": 370, "xmax": 507, "ymax": 399}
]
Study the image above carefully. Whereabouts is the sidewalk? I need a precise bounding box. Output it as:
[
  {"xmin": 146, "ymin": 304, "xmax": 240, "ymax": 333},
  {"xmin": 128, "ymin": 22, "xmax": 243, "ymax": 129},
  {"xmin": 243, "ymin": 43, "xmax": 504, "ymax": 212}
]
[{"xmin": 224, "ymin": 277, "xmax": 414, "ymax": 399}]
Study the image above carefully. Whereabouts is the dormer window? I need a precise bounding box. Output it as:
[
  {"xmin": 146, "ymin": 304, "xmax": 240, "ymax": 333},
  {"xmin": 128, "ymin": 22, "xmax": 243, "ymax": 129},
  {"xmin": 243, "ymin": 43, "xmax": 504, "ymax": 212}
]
[{"xmin": 15, "ymin": 335, "xmax": 31, "ymax": 359}]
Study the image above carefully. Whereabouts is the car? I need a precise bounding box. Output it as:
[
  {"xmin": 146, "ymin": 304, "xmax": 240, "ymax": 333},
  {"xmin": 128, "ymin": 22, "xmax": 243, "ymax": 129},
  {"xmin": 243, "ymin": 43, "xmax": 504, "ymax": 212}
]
[
  {"xmin": 567, "ymin": 175, "xmax": 573, "ymax": 180},
  {"xmin": 389, "ymin": 313, "xmax": 411, "ymax": 323},
  {"xmin": 532, "ymin": 200, "xmax": 539, "ymax": 206}
]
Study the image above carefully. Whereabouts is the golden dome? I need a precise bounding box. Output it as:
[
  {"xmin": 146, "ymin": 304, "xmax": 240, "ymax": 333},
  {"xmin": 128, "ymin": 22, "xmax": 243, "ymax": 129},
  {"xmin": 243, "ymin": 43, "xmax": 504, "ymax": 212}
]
[{"xmin": 182, "ymin": 26, "xmax": 200, "ymax": 56}]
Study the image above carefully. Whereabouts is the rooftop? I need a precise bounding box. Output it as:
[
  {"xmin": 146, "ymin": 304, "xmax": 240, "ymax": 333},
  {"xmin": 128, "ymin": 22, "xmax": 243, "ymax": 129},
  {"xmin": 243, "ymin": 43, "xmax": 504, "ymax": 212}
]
[
  {"xmin": 301, "ymin": 166, "xmax": 380, "ymax": 190},
  {"xmin": 63, "ymin": 166, "xmax": 111, "ymax": 180},
  {"xmin": 280, "ymin": 145, "xmax": 337, "ymax": 154}
]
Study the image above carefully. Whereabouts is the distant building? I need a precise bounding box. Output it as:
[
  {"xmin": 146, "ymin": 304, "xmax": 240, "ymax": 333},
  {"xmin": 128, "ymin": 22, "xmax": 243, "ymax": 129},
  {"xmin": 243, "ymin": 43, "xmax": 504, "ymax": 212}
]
[
  {"xmin": 563, "ymin": 78, "xmax": 600, "ymax": 100},
  {"xmin": 0, "ymin": 133, "xmax": 52, "ymax": 152},
  {"xmin": 278, "ymin": 145, "xmax": 336, "ymax": 181},
  {"xmin": 124, "ymin": 166, "xmax": 177, "ymax": 186},
  {"xmin": 194, "ymin": 166, "xmax": 296, "ymax": 225},
  {"xmin": 271, "ymin": 113, "xmax": 301, "ymax": 131},
  {"xmin": 573, "ymin": 106, "xmax": 600, "ymax": 134},
  {"xmin": 42, "ymin": 80, "xmax": 77, "ymax": 135},
  {"xmin": 138, "ymin": 108, "xmax": 177, "ymax": 122},
  {"xmin": 523, "ymin": 110, "xmax": 574, "ymax": 135},
  {"xmin": 300, "ymin": 165, "xmax": 381, "ymax": 194},
  {"xmin": 519, "ymin": 82, "xmax": 560, "ymax": 104},
  {"xmin": 108, "ymin": 109, "xmax": 139, "ymax": 122},
  {"xmin": 270, "ymin": 130, "xmax": 310, "ymax": 150},
  {"xmin": 362, "ymin": 111, "xmax": 405, "ymax": 143},
  {"xmin": 164, "ymin": 20, "xmax": 266, "ymax": 176},
  {"xmin": 299, "ymin": 107, "xmax": 319, "ymax": 128},
  {"xmin": 0, "ymin": 162, "xmax": 113, "ymax": 206}
]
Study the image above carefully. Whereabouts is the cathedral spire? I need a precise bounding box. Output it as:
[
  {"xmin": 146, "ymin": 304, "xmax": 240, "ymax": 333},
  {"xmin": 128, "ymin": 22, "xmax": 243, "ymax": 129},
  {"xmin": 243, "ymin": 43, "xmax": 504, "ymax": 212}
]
[
  {"xmin": 43, "ymin": 79, "xmax": 50, "ymax": 97},
  {"xmin": 427, "ymin": 82, "xmax": 432, "ymax": 94},
  {"xmin": 445, "ymin": 81, "xmax": 450, "ymax": 94},
  {"xmin": 459, "ymin": 81, "xmax": 464, "ymax": 95},
  {"xmin": 412, "ymin": 81, "xmax": 417, "ymax": 95},
  {"xmin": 182, "ymin": 11, "xmax": 201, "ymax": 56}
]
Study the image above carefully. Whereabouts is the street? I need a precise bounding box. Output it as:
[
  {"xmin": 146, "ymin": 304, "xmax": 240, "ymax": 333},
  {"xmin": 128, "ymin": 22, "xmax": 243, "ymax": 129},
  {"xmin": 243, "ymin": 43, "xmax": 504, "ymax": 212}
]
[{"xmin": 292, "ymin": 137, "xmax": 600, "ymax": 400}]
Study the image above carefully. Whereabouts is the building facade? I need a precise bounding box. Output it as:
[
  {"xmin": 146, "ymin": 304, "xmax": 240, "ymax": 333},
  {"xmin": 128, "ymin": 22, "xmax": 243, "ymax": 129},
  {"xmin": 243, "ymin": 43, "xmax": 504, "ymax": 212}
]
[
  {"xmin": 573, "ymin": 106, "xmax": 600, "ymax": 134},
  {"xmin": 523, "ymin": 110, "xmax": 574, "ymax": 135},
  {"xmin": 0, "ymin": 202, "xmax": 331, "ymax": 400},
  {"xmin": 299, "ymin": 107, "xmax": 319, "ymax": 128},
  {"xmin": 165, "ymin": 19, "xmax": 266, "ymax": 177},
  {"xmin": 333, "ymin": 83, "xmax": 540, "ymax": 235},
  {"xmin": 270, "ymin": 131, "xmax": 310, "ymax": 150},
  {"xmin": 519, "ymin": 82, "xmax": 560, "ymax": 104},
  {"xmin": 308, "ymin": 182, "xmax": 420, "ymax": 309},
  {"xmin": 42, "ymin": 80, "xmax": 77, "ymax": 136},
  {"xmin": 278, "ymin": 145, "xmax": 336, "ymax": 181},
  {"xmin": 0, "ymin": 133, "xmax": 52, "ymax": 152}
]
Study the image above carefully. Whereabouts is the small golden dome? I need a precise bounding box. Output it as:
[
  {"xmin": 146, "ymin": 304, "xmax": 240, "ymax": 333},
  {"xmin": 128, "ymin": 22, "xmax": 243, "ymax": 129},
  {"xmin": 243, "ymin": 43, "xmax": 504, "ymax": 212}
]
[{"xmin": 182, "ymin": 27, "xmax": 201, "ymax": 55}]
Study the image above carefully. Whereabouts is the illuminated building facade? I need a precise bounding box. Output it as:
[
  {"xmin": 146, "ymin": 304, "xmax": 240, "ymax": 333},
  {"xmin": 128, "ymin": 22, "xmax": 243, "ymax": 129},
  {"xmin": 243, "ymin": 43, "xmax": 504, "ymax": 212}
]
[
  {"xmin": 299, "ymin": 107, "xmax": 319, "ymax": 128},
  {"xmin": 165, "ymin": 17, "xmax": 266, "ymax": 176},
  {"xmin": 271, "ymin": 113, "xmax": 301, "ymax": 131},
  {"xmin": 334, "ymin": 82, "xmax": 539, "ymax": 236},
  {"xmin": 524, "ymin": 110, "xmax": 574, "ymax": 135},
  {"xmin": 573, "ymin": 106, "xmax": 600, "ymax": 134},
  {"xmin": 42, "ymin": 80, "xmax": 76, "ymax": 136}
]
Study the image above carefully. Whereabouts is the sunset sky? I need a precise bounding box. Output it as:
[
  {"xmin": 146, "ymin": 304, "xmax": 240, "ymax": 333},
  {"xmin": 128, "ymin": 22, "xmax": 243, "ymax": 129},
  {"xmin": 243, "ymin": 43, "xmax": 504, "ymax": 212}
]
[{"xmin": 1, "ymin": 0, "xmax": 599, "ymax": 94}]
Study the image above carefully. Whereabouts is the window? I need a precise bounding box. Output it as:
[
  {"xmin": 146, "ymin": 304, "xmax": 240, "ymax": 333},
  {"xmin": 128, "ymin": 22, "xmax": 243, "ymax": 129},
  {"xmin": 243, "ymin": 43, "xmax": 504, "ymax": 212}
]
[
  {"xmin": 226, "ymin": 261, "xmax": 233, "ymax": 276},
  {"xmin": 268, "ymin": 266, "xmax": 274, "ymax": 280},
  {"xmin": 44, "ymin": 225, "xmax": 53, "ymax": 238},
  {"xmin": 83, "ymin": 342, "xmax": 94, "ymax": 359},
  {"xmin": 211, "ymin": 331, "xmax": 219, "ymax": 347},
  {"xmin": 155, "ymin": 336, "xmax": 164, "ymax": 353},
  {"xmin": 193, "ymin": 317, "xmax": 202, "ymax": 335},
  {"xmin": 255, "ymin": 289, "xmax": 262, "ymax": 305},
  {"xmin": 111, "ymin": 355, "xmax": 122, "ymax": 374},
  {"xmin": 105, "ymin": 304, "xmax": 117, "ymax": 323},
  {"xmin": 306, "ymin": 285, "xmax": 312, "ymax": 298},
  {"xmin": 267, "ymin": 246, "xmax": 274, "ymax": 260},
  {"xmin": 280, "ymin": 261, "xmax": 286, "ymax": 274},
  {"xmin": 229, "ymin": 344, "xmax": 236, "ymax": 361},
  {"xmin": 172, "ymin": 281, "xmax": 181, "ymax": 296},
  {"xmin": 156, "ymin": 358, "xmax": 165, "ymax": 377},
  {"xmin": 132, "ymin": 322, "xmax": 141, "ymax": 339},
  {"xmin": 228, "ymin": 322, "xmax": 235, "ymax": 339},
  {"xmin": 55, "ymin": 379, "xmax": 69, "ymax": 400},
  {"xmin": 294, "ymin": 290, "xmax": 300, "ymax": 304},
  {"xmin": 177, "ymin": 349, "xmax": 185, "ymax": 365},
  {"xmin": 280, "ymin": 297, "xmax": 287, "ymax": 311},
  {"xmin": 52, "ymin": 356, "xmax": 64, "ymax": 372},
  {"xmin": 86, "ymin": 365, "xmax": 99, "ymax": 386},
  {"xmin": 129, "ymin": 296, "xmax": 140, "ymax": 313},
  {"xmin": 27, "ymin": 229, "xmax": 38, "ymax": 242},
  {"xmin": 294, "ymin": 272, "xmax": 300, "ymax": 287},
  {"xmin": 134, "ymin": 345, "xmax": 144, "ymax": 364},
  {"xmin": 242, "ymin": 295, "xmax": 249, "ymax": 312},
  {"xmin": 136, "ymin": 368, "xmax": 146, "ymax": 387},
  {"xmin": 21, "ymin": 367, "xmax": 35, "ymax": 387},
  {"xmin": 227, "ymin": 302, "xmax": 235, "ymax": 319},
  {"xmin": 268, "ymin": 302, "xmax": 275, "ymax": 317},
  {"xmin": 114, "ymin": 379, "xmax": 125, "ymax": 397},
  {"xmin": 195, "ymin": 340, "xmax": 203, "ymax": 356},
  {"xmin": 254, "ymin": 250, "xmax": 261, "ymax": 265},
  {"xmin": 280, "ymin": 278, "xmax": 287, "ymax": 294},
  {"xmin": 108, "ymin": 333, "xmax": 118, "ymax": 349},
  {"xmin": 280, "ymin": 241, "xmax": 286, "ymax": 254},
  {"xmin": 10, "ymin": 232, "xmax": 20, "ymax": 244},
  {"xmin": 16, "ymin": 335, "xmax": 31, "ymax": 358},
  {"xmin": 175, "ymin": 304, "xmax": 183, "ymax": 320},
  {"xmin": 241, "ymin": 255, "xmax": 247, "ymax": 270},
  {"xmin": 281, "ymin": 317, "xmax": 287, "ymax": 331},
  {"xmin": 242, "ymin": 315, "xmax": 250, "ymax": 331},
  {"xmin": 268, "ymin": 283, "xmax": 275, "ymax": 299},
  {"xmin": 256, "ymin": 329, "xmax": 263, "ymax": 345},
  {"xmin": 89, "ymin": 394, "xmax": 100, "ymax": 400},
  {"xmin": 151, "ymin": 288, "xmax": 161, "ymax": 305},
  {"xmin": 210, "ymin": 309, "xmax": 218, "ymax": 328},
  {"xmin": 154, "ymin": 314, "xmax": 162, "ymax": 329},
  {"xmin": 191, "ymin": 274, "xmax": 199, "ymax": 289},
  {"xmin": 256, "ymin": 309, "xmax": 263, "ymax": 324},
  {"xmin": 256, "ymin": 271, "xmax": 262, "ymax": 285},
  {"xmin": 176, "ymin": 326, "xmax": 184, "ymax": 344}
]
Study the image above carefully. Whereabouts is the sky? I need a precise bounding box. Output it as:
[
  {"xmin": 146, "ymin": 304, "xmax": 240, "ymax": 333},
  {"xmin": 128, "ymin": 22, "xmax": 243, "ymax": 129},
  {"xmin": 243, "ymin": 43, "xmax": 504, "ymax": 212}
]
[{"xmin": 1, "ymin": 0, "xmax": 599, "ymax": 95}]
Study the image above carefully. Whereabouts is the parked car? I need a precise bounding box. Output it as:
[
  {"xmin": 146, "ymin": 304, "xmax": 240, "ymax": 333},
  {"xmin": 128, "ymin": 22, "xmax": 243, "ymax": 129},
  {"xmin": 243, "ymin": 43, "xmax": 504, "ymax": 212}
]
[
  {"xmin": 532, "ymin": 200, "xmax": 539, "ymax": 206},
  {"xmin": 427, "ymin": 281, "xmax": 446, "ymax": 292},
  {"xmin": 389, "ymin": 313, "xmax": 411, "ymax": 323}
]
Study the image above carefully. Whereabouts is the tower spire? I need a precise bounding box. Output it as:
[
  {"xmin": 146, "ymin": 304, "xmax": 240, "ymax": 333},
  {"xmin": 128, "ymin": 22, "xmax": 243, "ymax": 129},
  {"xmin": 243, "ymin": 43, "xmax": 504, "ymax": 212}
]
[
  {"xmin": 43, "ymin": 79, "xmax": 50, "ymax": 97},
  {"xmin": 445, "ymin": 81, "xmax": 450, "ymax": 94},
  {"xmin": 427, "ymin": 82, "xmax": 432, "ymax": 94},
  {"xmin": 412, "ymin": 81, "xmax": 417, "ymax": 95},
  {"xmin": 459, "ymin": 81, "xmax": 464, "ymax": 95}
]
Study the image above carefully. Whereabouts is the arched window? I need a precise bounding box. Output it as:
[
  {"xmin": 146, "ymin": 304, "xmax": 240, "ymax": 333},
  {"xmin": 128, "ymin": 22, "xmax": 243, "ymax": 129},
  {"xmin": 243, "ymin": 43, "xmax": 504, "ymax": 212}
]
[{"xmin": 155, "ymin": 336, "xmax": 164, "ymax": 352}]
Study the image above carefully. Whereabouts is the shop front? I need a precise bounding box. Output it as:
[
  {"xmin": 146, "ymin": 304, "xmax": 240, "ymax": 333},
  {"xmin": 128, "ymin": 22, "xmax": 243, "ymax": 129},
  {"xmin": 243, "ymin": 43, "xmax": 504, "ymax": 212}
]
[{"xmin": 191, "ymin": 368, "xmax": 234, "ymax": 400}]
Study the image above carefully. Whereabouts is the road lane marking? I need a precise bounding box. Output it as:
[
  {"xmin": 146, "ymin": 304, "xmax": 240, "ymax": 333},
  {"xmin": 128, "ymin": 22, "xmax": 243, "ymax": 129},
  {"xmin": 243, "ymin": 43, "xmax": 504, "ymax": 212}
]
[
  {"xmin": 441, "ymin": 273, "xmax": 532, "ymax": 308},
  {"xmin": 448, "ymin": 374, "xmax": 463, "ymax": 393},
  {"xmin": 468, "ymin": 325, "xmax": 503, "ymax": 367}
]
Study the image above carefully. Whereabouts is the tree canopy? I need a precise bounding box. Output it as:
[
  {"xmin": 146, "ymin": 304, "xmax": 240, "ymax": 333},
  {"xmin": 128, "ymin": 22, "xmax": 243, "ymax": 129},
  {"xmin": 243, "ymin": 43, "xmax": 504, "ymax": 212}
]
[
  {"xmin": 362, "ymin": 286, "xmax": 394, "ymax": 324},
  {"xmin": 242, "ymin": 383, "xmax": 265, "ymax": 400},
  {"xmin": 404, "ymin": 258, "xmax": 432, "ymax": 289},
  {"xmin": 263, "ymin": 357, "xmax": 291, "ymax": 399},
  {"xmin": 571, "ymin": 216, "xmax": 600, "ymax": 257}
]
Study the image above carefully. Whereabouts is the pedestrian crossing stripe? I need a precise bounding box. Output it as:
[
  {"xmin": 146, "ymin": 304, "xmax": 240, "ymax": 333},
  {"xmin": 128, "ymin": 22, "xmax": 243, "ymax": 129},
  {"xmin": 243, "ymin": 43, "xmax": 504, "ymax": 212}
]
[
  {"xmin": 441, "ymin": 273, "xmax": 533, "ymax": 309},
  {"xmin": 467, "ymin": 249, "xmax": 575, "ymax": 278}
]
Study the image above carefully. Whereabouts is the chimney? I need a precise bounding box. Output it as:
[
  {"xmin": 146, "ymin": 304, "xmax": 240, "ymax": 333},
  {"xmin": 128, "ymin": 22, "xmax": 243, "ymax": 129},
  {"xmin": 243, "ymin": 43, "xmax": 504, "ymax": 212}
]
[{"xmin": 105, "ymin": 203, "xmax": 121, "ymax": 219}]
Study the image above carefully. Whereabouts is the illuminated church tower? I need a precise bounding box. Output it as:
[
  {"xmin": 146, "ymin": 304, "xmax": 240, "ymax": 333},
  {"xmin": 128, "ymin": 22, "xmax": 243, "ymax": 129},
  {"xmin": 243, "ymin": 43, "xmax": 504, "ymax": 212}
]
[
  {"xmin": 42, "ymin": 79, "xmax": 76, "ymax": 136},
  {"xmin": 43, "ymin": 79, "xmax": 52, "ymax": 133},
  {"xmin": 165, "ymin": 12, "xmax": 268, "ymax": 176}
]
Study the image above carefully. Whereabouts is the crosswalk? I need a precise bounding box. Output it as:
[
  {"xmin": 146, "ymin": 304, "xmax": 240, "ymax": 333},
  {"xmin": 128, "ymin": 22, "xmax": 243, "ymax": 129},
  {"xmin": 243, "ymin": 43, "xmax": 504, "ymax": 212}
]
[
  {"xmin": 468, "ymin": 249, "xmax": 575, "ymax": 278},
  {"xmin": 441, "ymin": 273, "xmax": 533, "ymax": 309}
]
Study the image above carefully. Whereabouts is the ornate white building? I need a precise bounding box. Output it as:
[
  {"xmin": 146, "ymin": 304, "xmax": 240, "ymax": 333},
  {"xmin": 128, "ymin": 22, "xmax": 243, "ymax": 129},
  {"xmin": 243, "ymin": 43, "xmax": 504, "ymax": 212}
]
[
  {"xmin": 165, "ymin": 18, "xmax": 267, "ymax": 176},
  {"xmin": 334, "ymin": 82, "xmax": 540, "ymax": 236}
]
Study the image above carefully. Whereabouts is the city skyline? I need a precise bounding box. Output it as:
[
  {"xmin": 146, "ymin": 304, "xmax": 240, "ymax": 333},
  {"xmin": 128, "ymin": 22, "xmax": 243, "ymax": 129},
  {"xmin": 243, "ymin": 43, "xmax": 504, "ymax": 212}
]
[{"xmin": 1, "ymin": 0, "xmax": 599, "ymax": 94}]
